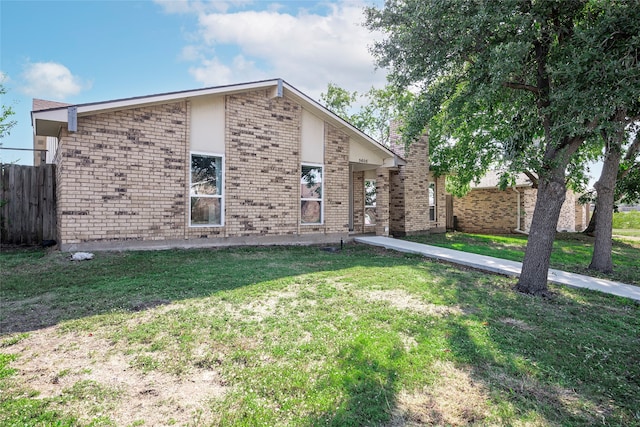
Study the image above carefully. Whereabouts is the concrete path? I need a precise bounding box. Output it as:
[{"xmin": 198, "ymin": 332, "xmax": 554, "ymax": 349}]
[{"xmin": 354, "ymin": 236, "xmax": 640, "ymax": 302}]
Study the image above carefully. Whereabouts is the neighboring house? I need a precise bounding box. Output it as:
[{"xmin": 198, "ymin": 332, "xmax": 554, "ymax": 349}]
[
  {"xmin": 452, "ymin": 171, "xmax": 589, "ymax": 234},
  {"xmin": 31, "ymin": 79, "xmax": 445, "ymax": 251}
]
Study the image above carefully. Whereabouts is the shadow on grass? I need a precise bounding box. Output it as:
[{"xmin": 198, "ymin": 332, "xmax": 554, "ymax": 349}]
[
  {"xmin": 2, "ymin": 243, "xmax": 639, "ymax": 425},
  {"xmin": 0, "ymin": 244, "xmax": 413, "ymax": 335}
]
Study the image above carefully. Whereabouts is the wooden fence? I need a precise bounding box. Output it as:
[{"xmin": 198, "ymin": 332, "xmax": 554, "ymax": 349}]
[{"xmin": 0, "ymin": 164, "xmax": 57, "ymax": 245}]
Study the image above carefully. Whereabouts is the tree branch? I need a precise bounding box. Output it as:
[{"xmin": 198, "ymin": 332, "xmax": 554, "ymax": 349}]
[{"xmin": 523, "ymin": 170, "xmax": 539, "ymax": 188}]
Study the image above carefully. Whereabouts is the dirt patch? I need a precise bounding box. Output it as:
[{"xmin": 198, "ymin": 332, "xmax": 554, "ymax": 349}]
[
  {"xmin": 363, "ymin": 290, "xmax": 464, "ymax": 317},
  {"xmin": 3, "ymin": 326, "xmax": 227, "ymax": 426},
  {"xmin": 498, "ymin": 317, "xmax": 536, "ymax": 331},
  {"xmin": 388, "ymin": 360, "xmax": 489, "ymax": 426}
]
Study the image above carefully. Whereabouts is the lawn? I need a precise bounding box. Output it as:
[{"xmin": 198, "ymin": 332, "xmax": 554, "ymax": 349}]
[
  {"xmin": 1, "ymin": 244, "xmax": 639, "ymax": 426},
  {"xmin": 404, "ymin": 232, "xmax": 640, "ymax": 286}
]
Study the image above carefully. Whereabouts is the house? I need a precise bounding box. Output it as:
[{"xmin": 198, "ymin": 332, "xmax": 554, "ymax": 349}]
[
  {"xmin": 31, "ymin": 79, "xmax": 445, "ymax": 251},
  {"xmin": 452, "ymin": 171, "xmax": 589, "ymax": 234}
]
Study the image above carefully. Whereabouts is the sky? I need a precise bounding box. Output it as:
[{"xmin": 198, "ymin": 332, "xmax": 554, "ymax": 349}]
[{"xmin": 0, "ymin": 0, "xmax": 386, "ymax": 165}]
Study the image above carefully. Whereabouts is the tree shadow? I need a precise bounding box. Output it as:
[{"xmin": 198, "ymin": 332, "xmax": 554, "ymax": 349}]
[
  {"xmin": 0, "ymin": 244, "xmax": 405, "ymax": 335},
  {"xmin": 306, "ymin": 336, "xmax": 403, "ymax": 426}
]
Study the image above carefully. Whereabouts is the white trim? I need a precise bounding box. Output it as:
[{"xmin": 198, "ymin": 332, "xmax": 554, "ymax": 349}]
[
  {"xmin": 189, "ymin": 151, "xmax": 225, "ymax": 228},
  {"xmin": 300, "ymin": 162, "xmax": 324, "ymax": 225},
  {"xmin": 429, "ymin": 181, "xmax": 437, "ymax": 222}
]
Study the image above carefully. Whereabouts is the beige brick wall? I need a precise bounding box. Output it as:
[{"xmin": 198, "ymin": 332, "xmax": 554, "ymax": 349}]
[
  {"xmin": 453, "ymin": 187, "xmax": 521, "ymax": 234},
  {"xmin": 221, "ymin": 90, "xmax": 300, "ymax": 237},
  {"xmin": 352, "ymin": 171, "xmax": 365, "ymax": 234},
  {"xmin": 375, "ymin": 167, "xmax": 390, "ymax": 236},
  {"xmin": 55, "ymin": 90, "xmax": 351, "ymax": 246},
  {"xmin": 57, "ymin": 102, "xmax": 188, "ymax": 245},
  {"xmin": 323, "ymin": 124, "xmax": 350, "ymax": 234},
  {"xmin": 455, "ymin": 186, "xmax": 581, "ymax": 234},
  {"xmin": 388, "ymin": 128, "xmax": 441, "ymax": 235}
]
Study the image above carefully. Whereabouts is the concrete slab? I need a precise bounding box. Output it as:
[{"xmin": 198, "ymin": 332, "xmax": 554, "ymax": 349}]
[{"xmin": 355, "ymin": 236, "xmax": 640, "ymax": 302}]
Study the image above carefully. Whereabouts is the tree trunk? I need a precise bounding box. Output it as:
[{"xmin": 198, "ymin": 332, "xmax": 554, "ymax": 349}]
[
  {"xmin": 515, "ymin": 176, "xmax": 567, "ymax": 296},
  {"xmin": 583, "ymin": 204, "xmax": 597, "ymax": 235},
  {"xmin": 589, "ymin": 132, "xmax": 623, "ymax": 273}
]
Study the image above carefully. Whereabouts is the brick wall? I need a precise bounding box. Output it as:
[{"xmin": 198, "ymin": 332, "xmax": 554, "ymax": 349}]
[
  {"xmin": 453, "ymin": 188, "xmax": 521, "ymax": 234},
  {"xmin": 389, "ymin": 169, "xmax": 405, "ymax": 234},
  {"xmin": 56, "ymin": 102, "xmax": 188, "ymax": 245},
  {"xmin": 323, "ymin": 124, "xmax": 350, "ymax": 234},
  {"xmin": 455, "ymin": 186, "xmax": 581, "ymax": 234},
  {"xmin": 55, "ymin": 90, "xmax": 352, "ymax": 247},
  {"xmin": 375, "ymin": 167, "xmax": 390, "ymax": 236},
  {"xmin": 557, "ymin": 190, "xmax": 577, "ymax": 231},
  {"xmin": 388, "ymin": 129, "xmax": 435, "ymax": 235},
  {"xmin": 352, "ymin": 171, "xmax": 365, "ymax": 234},
  {"xmin": 221, "ymin": 90, "xmax": 300, "ymax": 237}
]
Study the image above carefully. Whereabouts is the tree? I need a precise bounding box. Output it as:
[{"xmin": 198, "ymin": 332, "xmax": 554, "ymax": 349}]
[
  {"xmin": 556, "ymin": 2, "xmax": 640, "ymax": 273},
  {"xmin": 0, "ymin": 83, "xmax": 17, "ymax": 140},
  {"xmin": 365, "ymin": 0, "xmax": 639, "ymax": 295},
  {"xmin": 320, "ymin": 83, "xmax": 412, "ymax": 145}
]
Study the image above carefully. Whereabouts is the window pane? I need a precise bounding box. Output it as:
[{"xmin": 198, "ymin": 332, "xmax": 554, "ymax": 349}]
[
  {"xmin": 191, "ymin": 197, "xmax": 221, "ymax": 225},
  {"xmin": 191, "ymin": 155, "xmax": 222, "ymax": 196},
  {"xmin": 365, "ymin": 207, "xmax": 376, "ymax": 225},
  {"xmin": 301, "ymin": 165, "xmax": 322, "ymax": 199},
  {"xmin": 301, "ymin": 200, "xmax": 321, "ymax": 223},
  {"xmin": 365, "ymin": 180, "xmax": 376, "ymax": 207}
]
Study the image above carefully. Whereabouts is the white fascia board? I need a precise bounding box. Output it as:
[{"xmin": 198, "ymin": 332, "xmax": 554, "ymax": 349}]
[
  {"xmin": 30, "ymin": 79, "xmax": 282, "ymax": 136},
  {"xmin": 74, "ymin": 79, "xmax": 281, "ymax": 116}
]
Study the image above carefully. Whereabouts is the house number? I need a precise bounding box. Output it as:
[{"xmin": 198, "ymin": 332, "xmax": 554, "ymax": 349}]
[{"xmin": 358, "ymin": 158, "xmax": 369, "ymax": 164}]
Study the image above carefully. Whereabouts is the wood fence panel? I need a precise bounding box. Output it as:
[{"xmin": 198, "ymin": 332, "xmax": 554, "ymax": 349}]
[{"xmin": 0, "ymin": 164, "xmax": 57, "ymax": 245}]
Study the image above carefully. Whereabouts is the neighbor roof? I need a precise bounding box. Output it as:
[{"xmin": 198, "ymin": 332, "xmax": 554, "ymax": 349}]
[{"xmin": 471, "ymin": 171, "xmax": 533, "ymax": 189}]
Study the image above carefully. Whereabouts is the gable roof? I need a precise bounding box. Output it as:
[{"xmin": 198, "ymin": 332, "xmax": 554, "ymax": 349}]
[
  {"xmin": 31, "ymin": 78, "xmax": 402, "ymax": 163},
  {"xmin": 32, "ymin": 99, "xmax": 71, "ymax": 111},
  {"xmin": 471, "ymin": 171, "xmax": 533, "ymax": 189}
]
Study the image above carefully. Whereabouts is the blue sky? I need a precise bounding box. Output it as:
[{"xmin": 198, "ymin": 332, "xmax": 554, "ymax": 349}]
[{"xmin": 1, "ymin": 0, "xmax": 385, "ymax": 164}]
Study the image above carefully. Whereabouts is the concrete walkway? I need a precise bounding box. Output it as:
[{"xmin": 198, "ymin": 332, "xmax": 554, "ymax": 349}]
[{"xmin": 355, "ymin": 236, "xmax": 640, "ymax": 302}]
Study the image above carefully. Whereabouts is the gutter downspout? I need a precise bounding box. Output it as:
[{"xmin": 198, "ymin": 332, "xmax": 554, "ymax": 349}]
[{"xmin": 512, "ymin": 187, "xmax": 528, "ymax": 235}]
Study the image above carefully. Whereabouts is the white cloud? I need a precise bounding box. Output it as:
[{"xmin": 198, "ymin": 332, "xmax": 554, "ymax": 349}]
[
  {"xmin": 175, "ymin": 1, "xmax": 387, "ymax": 99},
  {"xmin": 154, "ymin": 0, "xmax": 253, "ymax": 15},
  {"xmin": 21, "ymin": 62, "xmax": 88, "ymax": 99},
  {"xmin": 0, "ymin": 71, "xmax": 10, "ymax": 84}
]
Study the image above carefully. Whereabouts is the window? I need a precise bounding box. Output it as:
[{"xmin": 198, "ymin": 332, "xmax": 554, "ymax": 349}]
[
  {"xmin": 190, "ymin": 153, "xmax": 223, "ymax": 226},
  {"xmin": 301, "ymin": 164, "xmax": 323, "ymax": 224},
  {"xmin": 365, "ymin": 179, "xmax": 376, "ymax": 225},
  {"xmin": 429, "ymin": 182, "xmax": 436, "ymax": 221}
]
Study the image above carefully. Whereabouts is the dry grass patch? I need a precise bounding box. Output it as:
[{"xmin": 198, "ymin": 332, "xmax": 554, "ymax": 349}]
[
  {"xmin": 363, "ymin": 289, "xmax": 464, "ymax": 317},
  {"xmin": 389, "ymin": 360, "xmax": 490, "ymax": 426},
  {"xmin": 3, "ymin": 326, "xmax": 227, "ymax": 426}
]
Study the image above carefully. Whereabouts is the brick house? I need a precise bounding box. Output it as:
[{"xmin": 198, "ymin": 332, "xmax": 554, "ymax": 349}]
[
  {"xmin": 32, "ymin": 79, "xmax": 445, "ymax": 251},
  {"xmin": 452, "ymin": 172, "xmax": 589, "ymax": 234}
]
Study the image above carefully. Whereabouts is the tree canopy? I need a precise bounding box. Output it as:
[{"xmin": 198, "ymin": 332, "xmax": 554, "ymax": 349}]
[
  {"xmin": 365, "ymin": 0, "xmax": 640, "ymax": 294},
  {"xmin": 0, "ymin": 84, "xmax": 17, "ymax": 140}
]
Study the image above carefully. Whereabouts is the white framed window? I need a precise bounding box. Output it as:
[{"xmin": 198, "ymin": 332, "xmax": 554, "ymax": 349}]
[
  {"xmin": 365, "ymin": 179, "xmax": 376, "ymax": 226},
  {"xmin": 190, "ymin": 152, "xmax": 224, "ymax": 226},
  {"xmin": 301, "ymin": 164, "xmax": 323, "ymax": 224},
  {"xmin": 429, "ymin": 182, "xmax": 436, "ymax": 221}
]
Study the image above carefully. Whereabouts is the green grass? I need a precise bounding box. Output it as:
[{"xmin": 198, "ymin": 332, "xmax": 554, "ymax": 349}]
[
  {"xmin": 1, "ymin": 245, "xmax": 639, "ymax": 426},
  {"xmin": 613, "ymin": 210, "xmax": 640, "ymax": 229},
  {"xmin": 404, "ymin": 232, "xmax": 640, "ymax": 286}
]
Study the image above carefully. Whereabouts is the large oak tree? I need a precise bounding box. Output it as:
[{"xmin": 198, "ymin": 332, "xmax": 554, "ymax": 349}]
[{"xmin": 365, "ymin": 0, "xmax": 639, "ymax": 295}]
